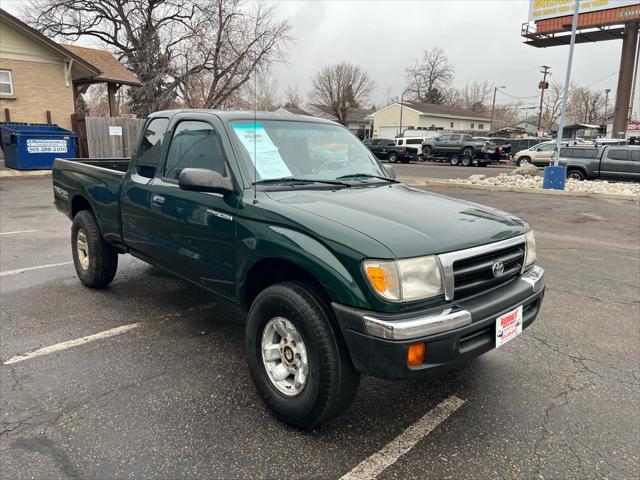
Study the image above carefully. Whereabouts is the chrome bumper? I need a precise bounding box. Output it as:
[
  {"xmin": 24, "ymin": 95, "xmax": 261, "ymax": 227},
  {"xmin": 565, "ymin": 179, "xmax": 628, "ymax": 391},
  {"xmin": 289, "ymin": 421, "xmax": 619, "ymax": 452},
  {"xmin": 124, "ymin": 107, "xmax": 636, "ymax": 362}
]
[{"xmin": 363, "ymin": 266, "xmax": 545, "ymax": 340}]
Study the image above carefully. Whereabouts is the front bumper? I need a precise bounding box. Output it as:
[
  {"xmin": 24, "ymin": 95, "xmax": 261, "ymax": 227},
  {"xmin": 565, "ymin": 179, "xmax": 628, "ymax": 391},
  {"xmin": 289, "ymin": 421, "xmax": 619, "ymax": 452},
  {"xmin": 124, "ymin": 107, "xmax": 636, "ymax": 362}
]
[{"xmin": 332, "ymin": 266, "xmax": 545, "ymax": 379}]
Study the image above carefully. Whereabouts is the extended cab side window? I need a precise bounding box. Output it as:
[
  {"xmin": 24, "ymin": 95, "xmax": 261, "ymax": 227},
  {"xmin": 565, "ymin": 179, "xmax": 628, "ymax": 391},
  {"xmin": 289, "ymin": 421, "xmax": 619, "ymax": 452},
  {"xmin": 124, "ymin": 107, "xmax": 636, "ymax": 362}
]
[
  {"xmin": 164, "ymin": 120, "xmax": 229, "ymax": 180},
  {"xmin": 136, "ymin": 117, "xmax": 169, "ymax": 178},
  {"xmin": 631, "ymin": 150, "xmax": 640, "ymax": 161},
  {"xmin": 607, "ymin": 149, "xmax": 629, "ymax": 161}
]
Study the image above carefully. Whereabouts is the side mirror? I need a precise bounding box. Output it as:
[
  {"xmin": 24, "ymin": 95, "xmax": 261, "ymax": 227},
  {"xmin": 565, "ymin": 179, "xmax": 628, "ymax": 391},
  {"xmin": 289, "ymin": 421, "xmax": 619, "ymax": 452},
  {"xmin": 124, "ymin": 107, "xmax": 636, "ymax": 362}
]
[
  {"xmin": 384, "ymin": 164, "xmax": 396, "ymax": 179},
  {"xmin": 178, "ymin": 168, "xmax": 233, "ymax": 195}
]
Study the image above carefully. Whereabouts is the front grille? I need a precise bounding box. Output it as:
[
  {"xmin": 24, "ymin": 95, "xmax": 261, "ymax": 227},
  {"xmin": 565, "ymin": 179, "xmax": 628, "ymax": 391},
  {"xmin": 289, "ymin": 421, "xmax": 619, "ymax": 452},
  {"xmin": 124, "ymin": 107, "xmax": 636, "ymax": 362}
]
[{"xmin": 452, "ymin": 243, "xmax": 525, "ymax": 298}]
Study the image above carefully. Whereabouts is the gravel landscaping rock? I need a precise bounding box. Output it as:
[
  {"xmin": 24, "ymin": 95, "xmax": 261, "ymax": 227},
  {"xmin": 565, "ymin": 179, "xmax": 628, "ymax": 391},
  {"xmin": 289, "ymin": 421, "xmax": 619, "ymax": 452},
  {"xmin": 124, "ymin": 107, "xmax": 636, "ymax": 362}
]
[
  {"xmin": 450, "ymin": 173, "xmax": 640, "ymax": 198},
  {"xmin": 511, "ymin": 164, "xmax": 539, "ymax": 176}
]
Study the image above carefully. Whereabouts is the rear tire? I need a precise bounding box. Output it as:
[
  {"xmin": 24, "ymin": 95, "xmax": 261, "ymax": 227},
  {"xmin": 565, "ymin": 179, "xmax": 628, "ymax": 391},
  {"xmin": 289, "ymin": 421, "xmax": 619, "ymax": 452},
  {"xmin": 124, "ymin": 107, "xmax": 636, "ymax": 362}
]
[
  {"xmin": 422, "ymin": 146, "xmax": 433, "ymax": 158},
  {"xmin": 517, "ymin": 157, "xmax": 531, "ymax": 167},
  {"xmin": 245, "ymin": 282, "xmax": 360, "ymax": 429},
  {"xmin": 388, "ymin": 153, "xmax": 398, "ymax": 163},
  {"xmin": 567, "ymin": 169, "xmax": 585, "ymax": 181},
  {"xmin": 71, "ymin": 210, "xmax": 118, "ymax": 288},
  {"xmin": 462, "ymin": 147, "xmax": 474, "ymax": 157}
]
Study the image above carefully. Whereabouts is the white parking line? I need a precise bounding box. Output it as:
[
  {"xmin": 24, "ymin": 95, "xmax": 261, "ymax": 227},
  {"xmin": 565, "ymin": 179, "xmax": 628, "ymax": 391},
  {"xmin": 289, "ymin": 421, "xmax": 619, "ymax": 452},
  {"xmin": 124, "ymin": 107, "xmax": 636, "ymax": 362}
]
[
  {"xmin": 0, "ymin": 229, "xmax": 38, "ymax": 235},
  {"xmin": 340, "ymin": 395, "xmax": 465, "ymax": 480},
  {"xmin": 0, "ymin": 261, "xmax": 73, "ymax": 277},
  {"xmin": 3, "ymin": 323, "xmax": 140, "ymax": 365}
]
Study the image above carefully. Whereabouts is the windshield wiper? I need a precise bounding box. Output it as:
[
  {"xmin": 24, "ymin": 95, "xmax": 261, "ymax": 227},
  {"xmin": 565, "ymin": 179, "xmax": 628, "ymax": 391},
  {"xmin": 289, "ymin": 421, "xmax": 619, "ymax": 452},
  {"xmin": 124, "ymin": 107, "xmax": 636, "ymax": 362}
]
[
  {"xmin": 253, "ymin": 177, "xmax": 351, "ymax": 187},
  {"xmin": 336, "ymin": 173, "xmax": 399, "ymax": 183}
]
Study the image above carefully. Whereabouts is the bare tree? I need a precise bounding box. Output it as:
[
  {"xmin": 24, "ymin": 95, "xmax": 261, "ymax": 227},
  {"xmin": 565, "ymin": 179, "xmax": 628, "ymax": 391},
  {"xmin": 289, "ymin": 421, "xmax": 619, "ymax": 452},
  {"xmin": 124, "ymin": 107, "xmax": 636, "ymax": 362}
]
[
  {"xmin": 238, "ymin": 70, "xmax": 280, "ymax": 111},
  {"xmin": 541, "ymin": 82, "xmax": 564, "ymax": 133},
  {"xmin": 405, "ymin": 47, "xmax": 454, "ymax": 103},
  {"xmin": 283, "ymin": 85, "xmax": 303, "ymax": 108},
  {"xmin": 177, "ymin": 0, "xmax": 290, "ymax": 109},
  {"xmin": 311, "ymin": 62, "xmax": 375, "ymax": 125},
  {"xmin": 569, "ymin": 85, "xmax": 605, "ymax": 124},
  {"xmin": 28, "ymin": 0, "xmax": 290, "ymax": 116},
  {"xmin": 444, "ymin": 81, "xmax": 492, "ymax": 113}
]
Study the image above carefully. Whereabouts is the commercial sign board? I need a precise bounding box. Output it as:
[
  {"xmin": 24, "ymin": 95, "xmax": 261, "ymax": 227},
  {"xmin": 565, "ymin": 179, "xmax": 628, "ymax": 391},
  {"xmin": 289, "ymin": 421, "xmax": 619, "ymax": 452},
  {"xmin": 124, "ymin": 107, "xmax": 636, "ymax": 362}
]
[{"xmin": 529, "ymin": 0, "xmax": 639, "ymax": 21}]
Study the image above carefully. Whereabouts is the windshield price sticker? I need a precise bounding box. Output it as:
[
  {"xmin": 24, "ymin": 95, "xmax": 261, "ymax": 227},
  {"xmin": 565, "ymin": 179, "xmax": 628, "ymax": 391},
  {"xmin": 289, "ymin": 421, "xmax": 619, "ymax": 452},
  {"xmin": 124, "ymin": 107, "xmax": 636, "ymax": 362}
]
[
  {"xmin": 495, "ymin": 305, "xmax": 523, "ymax": 348},
  {"xmin": 232, "ymin": 123, "xmax": 291, "ymax": 179},
  {"xmin": 26, "ymin": 139, "xmax": 68, "ymax": 154}
]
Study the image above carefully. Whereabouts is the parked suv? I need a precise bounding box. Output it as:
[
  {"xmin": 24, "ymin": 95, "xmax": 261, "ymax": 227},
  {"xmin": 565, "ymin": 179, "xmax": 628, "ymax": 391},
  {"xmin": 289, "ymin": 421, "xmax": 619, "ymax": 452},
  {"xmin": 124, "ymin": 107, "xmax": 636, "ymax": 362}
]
[
  {"xmin": 512, "ymin": 141, "xmax": 556, "ymax": 166},
  {"xmin": 397, "ymin": 137, "xmax": 428, "ymax": 156}
]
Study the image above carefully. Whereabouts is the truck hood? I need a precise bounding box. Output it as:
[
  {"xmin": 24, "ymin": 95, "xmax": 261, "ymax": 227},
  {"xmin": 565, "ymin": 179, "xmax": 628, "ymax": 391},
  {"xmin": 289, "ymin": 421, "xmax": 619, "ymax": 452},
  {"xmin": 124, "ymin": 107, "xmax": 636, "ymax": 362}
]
[{"xmin": 265, "ymin": 183, "xmax": 529, "ymax": 258}]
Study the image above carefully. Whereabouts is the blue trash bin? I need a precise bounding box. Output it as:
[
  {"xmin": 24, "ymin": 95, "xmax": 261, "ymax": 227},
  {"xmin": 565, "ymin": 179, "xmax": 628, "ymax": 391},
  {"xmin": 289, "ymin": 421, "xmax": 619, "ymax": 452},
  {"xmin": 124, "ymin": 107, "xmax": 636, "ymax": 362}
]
[
  {"xmin": 542, "ymin": 165, "xmax": 567, "ymax": 190},
  {"xmin": 0, "ymin": 123, "xmax": 78, "ymax": 170}
]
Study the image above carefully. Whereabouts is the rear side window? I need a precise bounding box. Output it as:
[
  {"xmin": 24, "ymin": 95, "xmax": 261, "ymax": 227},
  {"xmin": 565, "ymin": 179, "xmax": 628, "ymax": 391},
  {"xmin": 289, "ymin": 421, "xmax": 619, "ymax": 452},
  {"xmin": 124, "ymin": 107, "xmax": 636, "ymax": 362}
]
[
  {"xmin": 164, "ymin": 120, "xmax": 228, "ymax": 180},
  {"xmin": 631, "ymin": 150, "xmax": 639, "ymax": 161},
  {"xmin": 450, "ymin": 134, "xmax": 461, "ymax": 141},
  {"xmin": 406, "ymin": 139, "xmax": 421, "ymax": 144},
  {"xmin": 463, "ymin": 135, "xmax": 473, "ymax": 141},
  {"xmin": 607, "ymin": 149, "xmax": 629, "ymax": 161},
  {"xmin": 560, "ymin": 148, "xmax": 598, "ymax": 158},
  {"xmin": 136, "ymin": 117, "xmax": 169, "ymax": 177}
]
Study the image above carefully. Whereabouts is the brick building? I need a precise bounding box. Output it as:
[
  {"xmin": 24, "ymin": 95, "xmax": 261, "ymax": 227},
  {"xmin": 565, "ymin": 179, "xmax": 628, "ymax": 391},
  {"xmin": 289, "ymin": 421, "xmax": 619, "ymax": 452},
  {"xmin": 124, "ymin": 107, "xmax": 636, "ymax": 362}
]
[{"xmin": 0, "ymin": 9, "xmax": 140, "ymax": 131}]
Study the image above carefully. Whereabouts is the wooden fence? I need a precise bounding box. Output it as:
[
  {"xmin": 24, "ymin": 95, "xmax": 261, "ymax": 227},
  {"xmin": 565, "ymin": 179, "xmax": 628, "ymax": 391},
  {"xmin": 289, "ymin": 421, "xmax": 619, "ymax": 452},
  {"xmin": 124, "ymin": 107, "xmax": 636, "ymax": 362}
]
[{"xmin": 72, "ymin": 114, "xmax": 145, "ymax": 158}]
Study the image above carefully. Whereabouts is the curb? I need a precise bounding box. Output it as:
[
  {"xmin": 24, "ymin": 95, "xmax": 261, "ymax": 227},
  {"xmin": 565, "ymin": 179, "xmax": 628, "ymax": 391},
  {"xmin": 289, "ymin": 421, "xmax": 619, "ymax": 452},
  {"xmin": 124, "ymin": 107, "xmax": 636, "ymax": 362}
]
[
  {"xmin": 414, "ymin": 178, "xmax": 640, "ymax": 202},
  {"xmin": 0, "ymin": 169, "xmax": 52, "ymax": 178}
]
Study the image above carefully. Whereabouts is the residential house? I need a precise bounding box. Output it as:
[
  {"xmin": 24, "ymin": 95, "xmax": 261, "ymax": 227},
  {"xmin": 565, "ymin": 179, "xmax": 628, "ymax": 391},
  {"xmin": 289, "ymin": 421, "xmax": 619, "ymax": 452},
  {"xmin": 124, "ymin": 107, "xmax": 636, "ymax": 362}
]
[
  {"xmin": 513, "ymin": 118, "xmax": 541, "ymax": 136},
  {"xmin": 0, "ymin": 8, "xmax": 140, "ymax": 131},
  {"xmin": 371, "ymin": 101, "xmax": 491, "ymax": 138},
  {"xmin": 306, "ymin": 104, "xmax": 374, "ymax": 139},
  {"xmin": 275, "ymin": 106, "xmax": 314, "ymax": 116}
]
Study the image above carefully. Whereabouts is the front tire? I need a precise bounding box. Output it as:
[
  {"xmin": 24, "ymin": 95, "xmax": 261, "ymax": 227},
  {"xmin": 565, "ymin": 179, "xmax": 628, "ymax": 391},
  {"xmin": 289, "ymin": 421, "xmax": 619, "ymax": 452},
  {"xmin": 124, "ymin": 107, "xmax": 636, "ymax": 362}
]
[
  {"xmin": 246, "ymin": 282, "xmax": 360, "ymax": 429},
  {"xmin": 246, "ymin": 282, "xmax": 360, "ymax": 428},
  {"xmin": 71, "ymin": 210, "xmax": 118, "ymax": 288}
]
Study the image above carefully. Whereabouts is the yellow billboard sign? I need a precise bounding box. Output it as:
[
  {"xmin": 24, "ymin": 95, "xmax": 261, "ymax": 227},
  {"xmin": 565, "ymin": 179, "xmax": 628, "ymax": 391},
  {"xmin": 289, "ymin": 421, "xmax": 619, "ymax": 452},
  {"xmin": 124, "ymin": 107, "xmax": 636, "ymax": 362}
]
[{"xmin": 529, "ymin": 0, "xmax": 639, "ymax": 21}]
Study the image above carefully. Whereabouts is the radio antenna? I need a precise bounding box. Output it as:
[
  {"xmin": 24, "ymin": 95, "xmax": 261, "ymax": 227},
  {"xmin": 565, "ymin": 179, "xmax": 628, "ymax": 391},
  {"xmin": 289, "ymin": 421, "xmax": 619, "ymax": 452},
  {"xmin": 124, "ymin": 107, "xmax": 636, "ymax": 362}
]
[{"xmin": 252, "ymin": 68, "xmax": 258, "ymax": 204}]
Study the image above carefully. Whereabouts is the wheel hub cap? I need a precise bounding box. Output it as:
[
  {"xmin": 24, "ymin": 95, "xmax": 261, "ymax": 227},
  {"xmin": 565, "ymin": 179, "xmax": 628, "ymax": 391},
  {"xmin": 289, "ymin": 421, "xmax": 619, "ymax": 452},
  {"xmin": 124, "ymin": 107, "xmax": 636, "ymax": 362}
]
[
  {"xmin": 261, "ymin": 317, "xmax": 309, "ymax": 396},
  {"xmin": 76, "ymin": 230, "xmax": 89, "ymax": 270}
]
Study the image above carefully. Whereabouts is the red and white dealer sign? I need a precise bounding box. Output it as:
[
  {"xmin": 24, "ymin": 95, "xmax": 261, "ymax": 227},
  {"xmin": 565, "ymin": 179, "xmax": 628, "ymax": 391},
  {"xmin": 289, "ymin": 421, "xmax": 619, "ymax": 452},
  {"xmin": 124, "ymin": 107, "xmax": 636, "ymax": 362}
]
[{"xmin": 495, "ymin": 305, "xmax": 523, "ymax": 348}]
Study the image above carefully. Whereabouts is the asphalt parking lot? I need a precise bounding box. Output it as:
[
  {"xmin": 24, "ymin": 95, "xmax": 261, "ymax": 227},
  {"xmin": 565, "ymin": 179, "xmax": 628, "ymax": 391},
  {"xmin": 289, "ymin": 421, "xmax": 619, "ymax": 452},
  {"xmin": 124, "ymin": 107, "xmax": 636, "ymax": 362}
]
[{"xmin": 1, "ymin": 176, "xmax": 639, "ymax": 479}]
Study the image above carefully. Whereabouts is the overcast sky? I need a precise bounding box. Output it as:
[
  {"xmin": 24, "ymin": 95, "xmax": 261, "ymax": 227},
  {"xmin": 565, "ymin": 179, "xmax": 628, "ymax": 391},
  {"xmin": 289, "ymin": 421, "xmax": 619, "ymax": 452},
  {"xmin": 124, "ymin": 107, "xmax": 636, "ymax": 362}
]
[
  {"xmin": 269, "ymin": 0, "xmax": 633, "ymax": 110},
  {"xmin": 4, "ymin": 0, "xmax": 636, "ymax": 112}
]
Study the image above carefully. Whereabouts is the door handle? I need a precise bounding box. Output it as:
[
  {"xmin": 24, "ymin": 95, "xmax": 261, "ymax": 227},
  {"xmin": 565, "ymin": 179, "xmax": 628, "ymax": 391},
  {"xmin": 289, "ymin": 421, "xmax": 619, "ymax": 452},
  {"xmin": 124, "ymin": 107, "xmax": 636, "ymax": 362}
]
[{"xmin": 152, "ymin": 195, "xmax": 165, "ymax": 207}]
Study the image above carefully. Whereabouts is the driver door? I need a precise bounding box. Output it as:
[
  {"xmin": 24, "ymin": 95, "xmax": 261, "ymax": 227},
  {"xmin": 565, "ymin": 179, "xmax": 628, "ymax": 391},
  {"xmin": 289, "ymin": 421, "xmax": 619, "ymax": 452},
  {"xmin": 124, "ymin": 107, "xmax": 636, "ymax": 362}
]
[
  {"xmin": 434, "ymin": 135, "xmax": 451, "ymax": 152},
  {"xmin": 146, "ymin": 115, "xmax": 240, "ymax": 300}
]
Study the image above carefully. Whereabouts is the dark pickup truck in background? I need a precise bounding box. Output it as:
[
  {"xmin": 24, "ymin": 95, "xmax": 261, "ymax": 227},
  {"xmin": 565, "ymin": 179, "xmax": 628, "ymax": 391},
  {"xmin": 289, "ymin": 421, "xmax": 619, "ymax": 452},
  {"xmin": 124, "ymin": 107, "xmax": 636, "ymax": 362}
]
[
  {"xmin": 422, "ymin": 134, "xmax": 494, "ymax": 158},
  {"xmin": 52, "ymin": 110, "xmax": 544, "ymax": 428},
  {"xmin": 362, "ymin": 137, "xmax": 418, "ymax": 163},
  {"xmin": 559, "ymin": 145, "xmax": 640, "ymax": 181}
]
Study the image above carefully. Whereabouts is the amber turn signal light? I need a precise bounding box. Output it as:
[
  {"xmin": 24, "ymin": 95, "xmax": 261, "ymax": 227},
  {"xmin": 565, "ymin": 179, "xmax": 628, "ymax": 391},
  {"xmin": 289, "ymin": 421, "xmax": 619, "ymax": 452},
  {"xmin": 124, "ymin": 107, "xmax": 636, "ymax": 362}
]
[{"xmin": 407, "ymin": 343, "xmax": 425, "ymax": 366}]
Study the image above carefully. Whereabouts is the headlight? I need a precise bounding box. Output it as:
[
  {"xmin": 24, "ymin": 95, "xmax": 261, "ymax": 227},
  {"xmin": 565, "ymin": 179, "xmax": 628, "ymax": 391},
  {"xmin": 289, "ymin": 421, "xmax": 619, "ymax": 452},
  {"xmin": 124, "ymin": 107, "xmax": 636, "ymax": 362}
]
[
  {"xmin": 363, "ymin": 256, "xmax": 443, "ymax": 302},
  {"xmin": 524, "ymin": 230, "xmax": 537, "ymax": 267}
]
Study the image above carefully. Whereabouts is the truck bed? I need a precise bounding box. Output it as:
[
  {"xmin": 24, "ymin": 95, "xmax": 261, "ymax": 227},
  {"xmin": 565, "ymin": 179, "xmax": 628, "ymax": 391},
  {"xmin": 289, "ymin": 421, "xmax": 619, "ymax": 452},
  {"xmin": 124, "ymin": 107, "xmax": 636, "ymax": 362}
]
[{"xmin": 52, "ymin": 158, "xmax": 130, "ymax": 246}]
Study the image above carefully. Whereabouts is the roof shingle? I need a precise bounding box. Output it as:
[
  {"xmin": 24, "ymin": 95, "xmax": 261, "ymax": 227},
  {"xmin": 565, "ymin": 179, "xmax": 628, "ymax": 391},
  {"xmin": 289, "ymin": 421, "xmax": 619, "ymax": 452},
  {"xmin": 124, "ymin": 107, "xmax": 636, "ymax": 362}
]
[{"xmin": 62, "ymin": 44, "xmax": 141, "ymax": 86}]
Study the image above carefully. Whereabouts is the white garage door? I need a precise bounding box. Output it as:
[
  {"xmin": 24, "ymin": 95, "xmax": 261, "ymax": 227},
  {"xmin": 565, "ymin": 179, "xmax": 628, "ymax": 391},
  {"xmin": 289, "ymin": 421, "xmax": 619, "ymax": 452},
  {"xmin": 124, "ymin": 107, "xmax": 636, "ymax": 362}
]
[{"xmin": 378, "ymin": 126, "xmax": 399, "ymax": 139}]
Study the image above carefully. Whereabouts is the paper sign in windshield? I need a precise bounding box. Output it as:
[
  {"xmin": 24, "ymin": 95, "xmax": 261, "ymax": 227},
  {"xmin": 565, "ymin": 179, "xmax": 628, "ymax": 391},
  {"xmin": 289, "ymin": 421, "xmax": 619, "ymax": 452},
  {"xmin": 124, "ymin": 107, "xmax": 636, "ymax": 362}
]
[{"xmin": 232, "ymin": 123, "xmax": 291, "ymax": 179}]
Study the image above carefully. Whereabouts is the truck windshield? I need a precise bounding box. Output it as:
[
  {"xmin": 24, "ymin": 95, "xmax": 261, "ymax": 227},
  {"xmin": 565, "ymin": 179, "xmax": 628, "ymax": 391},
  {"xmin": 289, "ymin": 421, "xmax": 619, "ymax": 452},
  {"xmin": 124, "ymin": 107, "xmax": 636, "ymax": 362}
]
[{"xmin": 228, "ymin": 120, "xmax": 387, "ymax": 183}]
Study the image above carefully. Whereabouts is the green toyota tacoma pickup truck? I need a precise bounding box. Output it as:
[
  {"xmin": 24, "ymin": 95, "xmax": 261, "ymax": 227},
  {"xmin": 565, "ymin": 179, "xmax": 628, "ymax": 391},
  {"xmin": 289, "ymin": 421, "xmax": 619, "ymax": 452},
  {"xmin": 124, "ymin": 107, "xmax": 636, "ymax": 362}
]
[{"xmin": 52, "ymin": 110, "xmax": 545, "ymax": 428}]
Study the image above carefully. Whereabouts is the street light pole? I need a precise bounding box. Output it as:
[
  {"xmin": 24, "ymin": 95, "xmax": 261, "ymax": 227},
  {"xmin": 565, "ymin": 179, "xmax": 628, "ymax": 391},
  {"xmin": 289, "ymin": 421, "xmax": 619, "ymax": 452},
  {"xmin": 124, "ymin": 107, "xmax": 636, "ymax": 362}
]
[
  {"xmin": 399, "ymin": 89, "xmax": 409, "ymax": 138},
  {"xmin": 490, "ymin": 85, "xmax": 506, "ymax": 131},
  {"xmin": 554, "ymin": 0, "xmax": 580, "ymax": 166}
]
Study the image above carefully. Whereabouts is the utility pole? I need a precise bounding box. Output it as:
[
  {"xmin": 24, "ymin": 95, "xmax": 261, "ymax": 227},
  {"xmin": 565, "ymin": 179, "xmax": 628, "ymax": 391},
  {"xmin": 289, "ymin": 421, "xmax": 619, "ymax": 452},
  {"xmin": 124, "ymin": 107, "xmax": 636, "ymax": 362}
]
[
  {"xmin": 604, "ymin": 88, "xmax": 611, "ymax": 137},
  {"xmin": 398, "ymin": 88, "xmax": 410, "ymax": 137},
  {"xmin": 490, "ymin": 85, "xmax": 506, "ymax": 131},
  {"xmin": 537, "ymin": 65, "xmax": 551, "ymax": 137}
]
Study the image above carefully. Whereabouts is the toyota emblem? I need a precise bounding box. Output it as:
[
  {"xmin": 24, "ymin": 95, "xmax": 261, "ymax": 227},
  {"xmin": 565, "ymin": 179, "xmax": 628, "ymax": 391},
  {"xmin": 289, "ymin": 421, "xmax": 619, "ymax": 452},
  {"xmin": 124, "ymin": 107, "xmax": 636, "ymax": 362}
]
[{"xmin": 492, "ymin": 261, "xmax": 505, "ymax": 278}]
